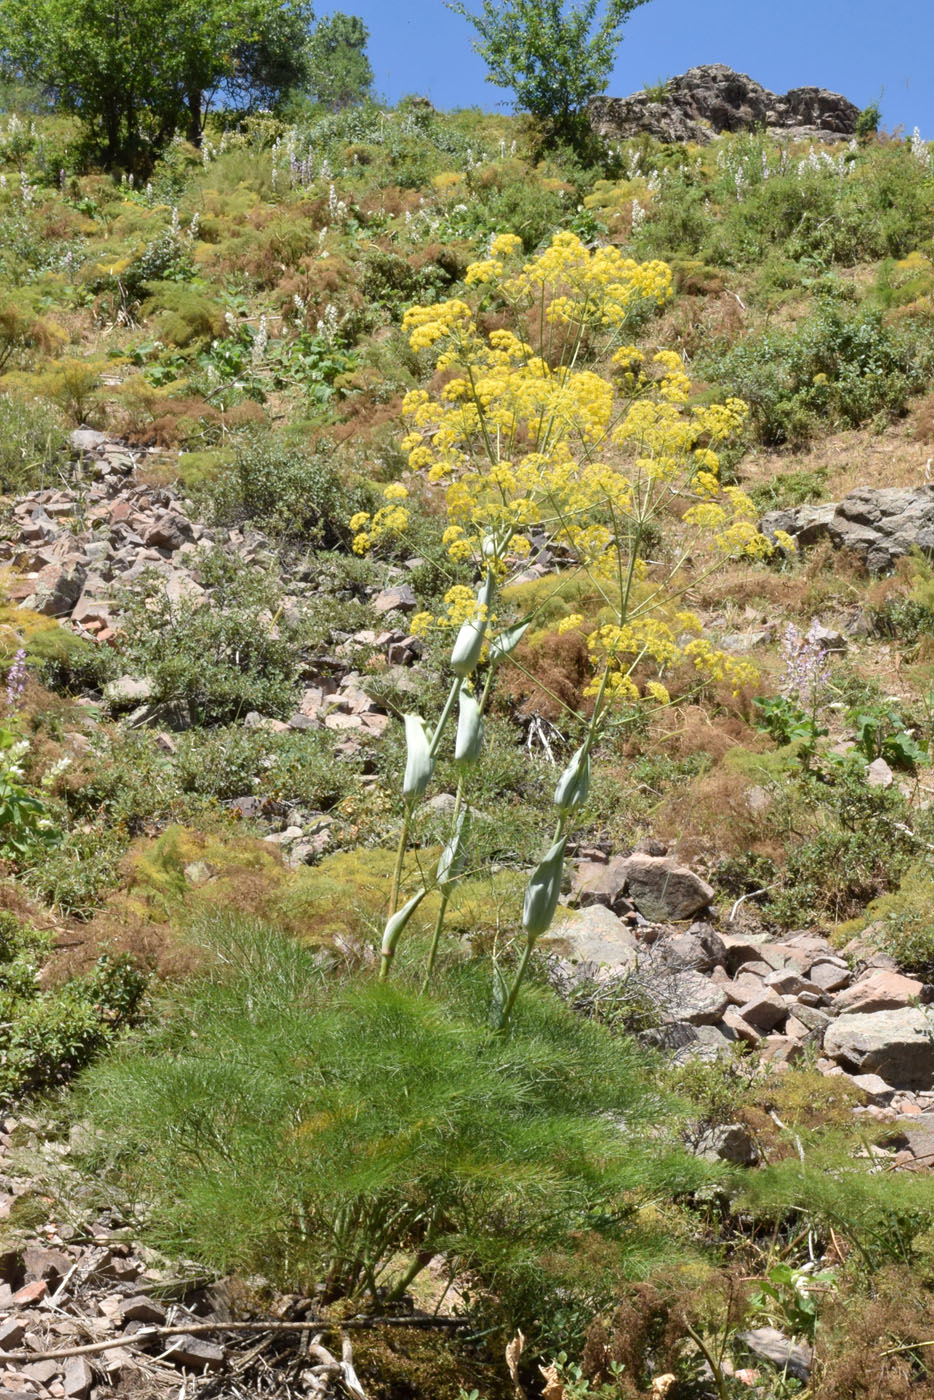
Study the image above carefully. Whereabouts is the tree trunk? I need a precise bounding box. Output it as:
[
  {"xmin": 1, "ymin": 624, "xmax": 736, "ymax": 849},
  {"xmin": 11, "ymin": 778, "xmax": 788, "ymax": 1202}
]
[{"xmin": 186, "ymin": 89, "xmax": 202, "ymax": 146}]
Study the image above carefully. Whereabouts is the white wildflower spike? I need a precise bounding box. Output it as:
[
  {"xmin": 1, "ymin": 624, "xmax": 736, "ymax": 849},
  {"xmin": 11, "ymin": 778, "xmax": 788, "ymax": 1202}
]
[
  {"xmin": 450, "ymin": 571, "xmax": 494, "ymax": 677},
  {"xmin": 553, "ymin": 744, "xmax": 590, "ymax": 812},
  {"xmin": 522, "ymin": 835, "xmax": 567, "ymax": 940},
  {"xmin": 436, "ymin": 807, "xmax": 470, "ymax": 888},
  {"xmin": 454, "ymin": 691, "xmax": 484, "ymax": 764},
  {"xmin": 381, "ymin": 888, "xmax": 427, "ymax": 960},
  {"xmin": 402, "ymin": 714, "xmax": 434, "ymax": 801},
  {"xmin": 488, "ymin": 620, "xmax": 530, "ymax": 664}
]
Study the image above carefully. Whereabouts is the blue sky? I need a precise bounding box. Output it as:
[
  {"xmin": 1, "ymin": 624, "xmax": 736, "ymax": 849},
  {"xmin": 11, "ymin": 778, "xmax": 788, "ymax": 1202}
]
[{"xmin": 347, "ymin": 0, "xmax": 932, "ymax": 138}]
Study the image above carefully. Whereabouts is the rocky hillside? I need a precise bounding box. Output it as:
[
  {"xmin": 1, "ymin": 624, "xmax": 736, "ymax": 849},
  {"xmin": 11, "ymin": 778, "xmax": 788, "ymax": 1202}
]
[{"xmin": 1, "ymin": 93, "xmax": 934, "ymax": 1400}]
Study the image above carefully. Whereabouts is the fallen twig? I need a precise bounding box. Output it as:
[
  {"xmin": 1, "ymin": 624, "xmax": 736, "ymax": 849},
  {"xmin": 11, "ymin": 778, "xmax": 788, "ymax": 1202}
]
[{"xmin": 0, "ymin": 1314, "xmax": 466, "ymax": 1366}]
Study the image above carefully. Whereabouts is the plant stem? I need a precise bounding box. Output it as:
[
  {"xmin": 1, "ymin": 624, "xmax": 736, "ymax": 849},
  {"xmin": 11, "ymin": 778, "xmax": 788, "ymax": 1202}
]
[
  {"xmin": 422, "ymin": 779, "xmax": 463, "ymax": 992},
  {"xmin": 497, "ymin": 930, "xmax": 536, "ymax": 1030},
  {"xmin": 422, "ymin": 888, "xmax": 451, "ymax": 992},
  {"xmin": 386, "ymin": 803, "xmax": 411, "ymax": 926},
  {"xmin": 430, "ymin": 677, "xmax": 461, "ymax": 755}
]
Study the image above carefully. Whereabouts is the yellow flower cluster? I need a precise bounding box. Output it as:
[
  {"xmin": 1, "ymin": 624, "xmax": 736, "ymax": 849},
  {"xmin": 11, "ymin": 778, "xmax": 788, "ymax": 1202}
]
[
  {"xmin": 350, "ymin": 483, "xmax": 410, "ymax": 555},
  {"xmin": 411, "ymin": 585, "xmax": 493, "ymax": 644},
  {"xmin": 355, "ymin": 231, "xmax": 774, "ymax": 706},
  {"xmin": 584, "ymin": 614, "xmax": 756, "ymax": 698},
  {"xmin": 465, "ymin": 230, "xmax": 674, "ymax": 330}
]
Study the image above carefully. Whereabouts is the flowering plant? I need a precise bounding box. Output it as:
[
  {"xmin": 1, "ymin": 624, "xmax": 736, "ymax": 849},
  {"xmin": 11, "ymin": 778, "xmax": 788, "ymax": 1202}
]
[{"xmin": 354, "ymin": 231, "xmax": 776, "ymax": 1020}]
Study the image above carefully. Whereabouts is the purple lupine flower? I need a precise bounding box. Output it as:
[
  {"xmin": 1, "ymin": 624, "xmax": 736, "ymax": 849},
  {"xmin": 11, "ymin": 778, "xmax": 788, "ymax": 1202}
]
[
  {"xmin": 5, "ymin": 649, "xmax": 26, "ymax": 713},
  {"xmin": 780, "ymin": 622, "xmax": 830, "ymax": 708}
]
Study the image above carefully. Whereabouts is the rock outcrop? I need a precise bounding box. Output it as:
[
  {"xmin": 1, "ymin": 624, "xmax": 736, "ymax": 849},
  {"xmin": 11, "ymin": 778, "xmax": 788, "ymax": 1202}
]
[
  {"xmin": 589, "ymin": 64, "xmax": 860, "ymax": 146},
  {"xmin": 760, "ymin": 486, "xmax": 934, "ymax": 573}
]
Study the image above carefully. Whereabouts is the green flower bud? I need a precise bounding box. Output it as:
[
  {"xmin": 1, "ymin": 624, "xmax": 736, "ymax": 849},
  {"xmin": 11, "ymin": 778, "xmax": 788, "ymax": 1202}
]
[
  {"xmin": 454, "ymin": 691, "xmax": 484, "ymax": 764},
  {"xmin": 450, "ymin": 571, "xmax": 495, "ymax": 677},
  {"xmin": 554, "ymin": 744, "xmax": 590, "ymax": 812},
  {"xmin": 381, "ymin": 887, "xmax": 428, "ymax": 960},
  {"xmin": 402, "ymin": 713, "xmax": 434, "ymax": 801},
  {"xmin": 437, "ymin": 807, "xmax": 470, "ymax": 888},
  {"xmin": 488, "ymin": 620, "xmax": 530, "ymax": 665},
  {"xmin": 522, "ymin": 835, "xmax": 567, "ymax": 940}
]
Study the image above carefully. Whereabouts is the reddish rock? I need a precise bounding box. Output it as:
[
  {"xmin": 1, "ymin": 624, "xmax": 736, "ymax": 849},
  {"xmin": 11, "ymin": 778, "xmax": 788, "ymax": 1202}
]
[
  {"xmin": 11, "ymin": 1280, "xmax": 46, "ymax": 1307},
  {"xmin": 834, "ymin": 970, "xmax": 924, "ymax": 1015}
]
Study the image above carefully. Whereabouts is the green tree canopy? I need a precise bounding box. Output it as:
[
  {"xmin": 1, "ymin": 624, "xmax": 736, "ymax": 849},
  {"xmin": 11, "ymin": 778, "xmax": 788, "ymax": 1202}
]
[
  {"xmin": 0, "ymin": 0, "xmax": 314, "ymax": 169},
  {"xmin": 446, "ymin": 0, "xmax": 648, "ymax": 149},
  {"xmin": 306, "ymin": 12, "xmax": 373, "ymax": 110}
]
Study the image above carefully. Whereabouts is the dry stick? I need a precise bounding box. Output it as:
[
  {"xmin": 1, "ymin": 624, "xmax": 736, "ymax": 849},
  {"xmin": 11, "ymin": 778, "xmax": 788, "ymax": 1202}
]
[{"xmin": 0, "ymin": 1316, "xmax": 466, "ymax": 1366}]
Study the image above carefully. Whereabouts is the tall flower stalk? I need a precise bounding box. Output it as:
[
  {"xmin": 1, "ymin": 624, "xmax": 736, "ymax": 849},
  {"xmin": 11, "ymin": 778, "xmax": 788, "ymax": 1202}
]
[{"xmin": 360, "ymin": 231, "xmax": 774, "ymax": 1021}]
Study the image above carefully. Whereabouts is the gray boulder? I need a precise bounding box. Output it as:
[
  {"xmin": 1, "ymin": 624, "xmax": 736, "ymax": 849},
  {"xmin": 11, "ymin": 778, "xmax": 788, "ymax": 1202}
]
[
  {"xmin": 696, "ymin": 1122, "xmax": 759, "ymax": 1166},
  {"xmin": 569, "ymin": 856, "xmax": 631, "ymax": 913},
  {"xmin": 762, "ymin": 485, "xmax": 934, "ymax": 573},
  {"xmin": 737, "ymin": 1328, "xmax": 812, "ymax": 1382},
  {"xmin": 546, "ymin": 904, "xmax": 639, "ymax": 971},
  {"xmin": 824, "ymin": 1008, "xmax": 934, "ymax": 1090},
  {"xmin": 622, "ymin": 853, "xmax": 713, "ymax": 922}
]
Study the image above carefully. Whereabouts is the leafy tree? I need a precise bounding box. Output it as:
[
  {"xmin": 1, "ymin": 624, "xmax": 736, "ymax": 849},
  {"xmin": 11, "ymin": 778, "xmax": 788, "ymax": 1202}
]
[
  {"xmin": 305, "ymin": 12, "xmax": 373, "ymax": 109},
  {"xmin": 446, "ymin": 0, "xmax": 648, "ymax": 149},
  {"xmin": 0, "ymin": 0, "xmax": 314, "ymax": 168}
]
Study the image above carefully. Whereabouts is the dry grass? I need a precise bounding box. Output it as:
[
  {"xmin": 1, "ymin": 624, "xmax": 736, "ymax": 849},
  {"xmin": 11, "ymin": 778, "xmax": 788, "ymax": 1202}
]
[{"xmin": 740, "ymin": 418, "xmax": 932, "ymax": 500}]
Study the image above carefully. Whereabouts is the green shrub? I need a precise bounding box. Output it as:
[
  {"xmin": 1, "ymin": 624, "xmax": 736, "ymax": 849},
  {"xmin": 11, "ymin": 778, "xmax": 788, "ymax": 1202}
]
[
  {"xmin": 747, "ymin": 467, "xmax": 828, "ymax": 514},
  {"xmin": 703, "ymin": 306, "xmax": 934, "ymax": 446},
  {"xmin": 24, "ymin": 824, "xmax": 127, "ymax": 917},
  {"xmin": 0, "ymin": 393, "xmax": 68, "ymax": 494},
  {"xmin": 0, "ymin": 909, "xmax": 146, "ymax": 1099},
  {"xmin": 118, "ymin": 548, "xmax": 306, "ymax": 725},
  {"xmin": 141, "ymin": 281, "xmax": 226, "ymax": 347},
  {"xmin": 78, "ymin": 912, "xmax": 705, "ymax": 1345},
  {"xmin": 207, "ymin": 429, "xmax": 372, "ymax": 546},
  {"xmin": 175, "ymin": 725, "xmax": 362, "ymax": 806}
]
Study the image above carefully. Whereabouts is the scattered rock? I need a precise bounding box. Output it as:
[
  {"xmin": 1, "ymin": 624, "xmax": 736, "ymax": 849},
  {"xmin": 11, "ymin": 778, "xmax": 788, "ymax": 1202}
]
[
  {"xmin": 546, "ymin": 904, "xmax": 639, "ymax": 970},
  {"xmin": 846, "ymin": 1072, "xmax": 898, "ymax": 1106},
  {"xmin": 371, "ymin": 584, "xmax": 417, "ymax": 615},
  {"xmin": 104, "ymin": 675, "xmax": 155, "ymax": 708},
  {"xmin": 0, "ymin": 1322, "xmax": 25, "ymax": 1352},
  {"xmin": 569, "ymin": 855, "xmax": 631, "ymax": 913},
  {"xmin": 808, "ymin": 960, "xmax": 851, "ymax": 993},
  {"xmin": 736, "ymin": 988, "xmax": 787, "ymax": 1034},
  {"xmin": 119, "ymin": 1295, "xmax": 167, "ymax": 1324},
  {"xmin": 644, "ymin": 968, "xmax": 729, "ymax": 1026},
  {"xmin": 10, "ymin": 1282, "xmax": 46, "ymax": 1308},
  {"xmin": 866, "ymin": 757, "xmax": 895, "ymax": 789},
  {"xmin": 696, "ymin": 1123, "xmax": 759, "ymax": 1166},
  {"xmin": 164, "ymin": 1336, "xmax": 225, "ymax": 1372},
  {"xmin": 737, "ymin": 1327, "xmax": 812, "ymax": 1382},
  {"xmin": 62, "ymin": 1357, "xmax": 92, "ymax": 1399},
  {"xmin": 824, "ymin": 1008, "xmax": 934, "ymax": 1090},
  {"xmin": 834, "ymin": 970, "xmax": 925, "ymax": 1015},
  {"xmin": 621, "ymin": 854, "xmax": 714, "ymax": 922}
]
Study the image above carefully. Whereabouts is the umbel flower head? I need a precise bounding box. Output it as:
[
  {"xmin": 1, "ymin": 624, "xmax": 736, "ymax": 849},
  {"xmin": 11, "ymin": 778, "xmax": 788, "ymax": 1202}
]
[{"xmin": 354, "ymin": 230, "xmax": 771, "ymax": 705}]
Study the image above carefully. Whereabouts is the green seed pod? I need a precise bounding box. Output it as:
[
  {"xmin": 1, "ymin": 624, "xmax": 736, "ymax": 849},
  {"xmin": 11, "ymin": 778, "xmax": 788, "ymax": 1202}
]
[
  {"xmin": 488, "ymin": 620, "xmax": 530, "ymax": 665},
  {"xmin": 436, "ymin": 807, "xmax": 470, "ymax": 888},
  {"xmin": 381, "ymin": 887, "xmax": 428, "ymax": 960},
  {"xmin": 454, "ymin": 691, "xmax": 484, "ymax": 764},
  {"xmin": 402, "ymin": 713, "xmax": 434, "ymax": 802},
  {"xmin": 450, "ymin": 571, "xmax": 495, "ymax": 677},
  {"xmin": 554, "ymin": 744, "xmax": 590, "ymax": 812},
  {"xmin": 522, "ymin": 835, "xmax": 567, "ymax": 940}
]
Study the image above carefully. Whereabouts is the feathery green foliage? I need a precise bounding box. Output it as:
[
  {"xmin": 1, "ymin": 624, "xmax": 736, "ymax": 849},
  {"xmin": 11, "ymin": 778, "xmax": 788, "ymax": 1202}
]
[{"xmin": 78, "ymin": 911, "xmax": 706, "ymax": 1341}]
